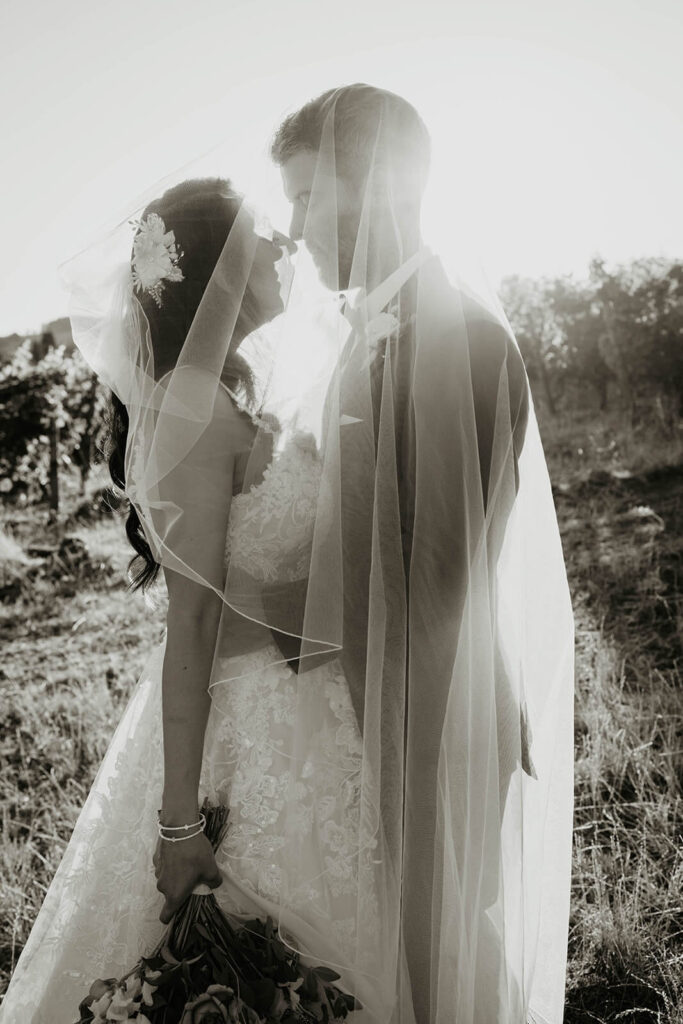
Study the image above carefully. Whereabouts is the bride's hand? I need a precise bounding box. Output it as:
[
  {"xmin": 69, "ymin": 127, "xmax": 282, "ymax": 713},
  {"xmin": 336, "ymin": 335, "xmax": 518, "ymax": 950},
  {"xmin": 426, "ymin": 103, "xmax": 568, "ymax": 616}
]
[{"xmin": 153, "ymin": 833, "xmax": 223, "ymax": 924}]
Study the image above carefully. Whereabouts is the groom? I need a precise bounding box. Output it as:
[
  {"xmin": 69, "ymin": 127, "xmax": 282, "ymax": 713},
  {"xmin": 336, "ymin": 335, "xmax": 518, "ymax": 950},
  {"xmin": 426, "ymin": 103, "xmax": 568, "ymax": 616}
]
[
  {"xmin": 271, "ymin": 84, "xmax": 531, "ymax": 1018},
  {"xmin": 272, "ymin": 82, "xmax": 529, "ymax": 508}
]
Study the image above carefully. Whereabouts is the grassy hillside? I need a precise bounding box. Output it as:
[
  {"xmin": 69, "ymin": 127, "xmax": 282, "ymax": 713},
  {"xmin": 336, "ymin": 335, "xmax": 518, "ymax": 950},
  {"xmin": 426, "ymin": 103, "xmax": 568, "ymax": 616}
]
[
  {"xmin": 1, "ymin": 407, "xmax": 682, "ymax": 1022},
  {"xmin": 539, "ymin": 406, "xmax": 683, "ymax": 1023}
]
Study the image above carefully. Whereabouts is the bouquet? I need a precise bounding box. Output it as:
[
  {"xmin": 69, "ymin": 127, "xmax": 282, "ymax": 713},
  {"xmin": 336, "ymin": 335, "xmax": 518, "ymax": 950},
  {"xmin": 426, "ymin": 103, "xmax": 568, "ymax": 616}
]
[{"xmin": 74, "ymin": 800, "xmax": 361, "ymax": 1023}]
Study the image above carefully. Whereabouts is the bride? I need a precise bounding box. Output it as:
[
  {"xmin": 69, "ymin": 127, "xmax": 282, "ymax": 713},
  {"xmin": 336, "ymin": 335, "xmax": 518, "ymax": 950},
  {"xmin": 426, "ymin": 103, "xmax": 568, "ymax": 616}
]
[
  {"xmin": 0, "ymin": 85, "xmax": 575, "ymax": 1024},
  {"xmin": 0, "ymin": 177, "xmax": 391, "ymax": 1023}
]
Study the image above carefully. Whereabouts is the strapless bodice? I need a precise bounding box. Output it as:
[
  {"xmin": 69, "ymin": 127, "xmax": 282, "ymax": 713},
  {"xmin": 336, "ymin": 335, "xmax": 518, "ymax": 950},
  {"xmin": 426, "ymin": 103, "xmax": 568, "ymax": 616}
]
[{"xmin": 224, "ymin": 432, "xmax": 331, "ymax": 583}]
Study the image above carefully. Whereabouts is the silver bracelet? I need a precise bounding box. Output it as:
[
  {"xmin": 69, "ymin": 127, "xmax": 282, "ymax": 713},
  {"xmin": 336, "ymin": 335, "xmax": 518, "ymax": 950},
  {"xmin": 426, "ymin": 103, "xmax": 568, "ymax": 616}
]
[
  {"xmin": 156, "ymin": 811, "xmax": 206, "ymax": 833},
  {"xmin": 157, "ymin": 825, "xmax": 205, "ymax": 843},
  {"xmin": 156, "ymin": 812, "xmax": 206, "ymax": 842}
]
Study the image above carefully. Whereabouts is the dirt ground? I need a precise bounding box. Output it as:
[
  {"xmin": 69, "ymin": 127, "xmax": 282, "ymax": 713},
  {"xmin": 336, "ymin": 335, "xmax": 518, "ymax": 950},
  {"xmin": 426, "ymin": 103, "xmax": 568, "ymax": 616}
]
[{"xmin": 1, "ymin": 449, "xmax": 682, "ymax": 1020}]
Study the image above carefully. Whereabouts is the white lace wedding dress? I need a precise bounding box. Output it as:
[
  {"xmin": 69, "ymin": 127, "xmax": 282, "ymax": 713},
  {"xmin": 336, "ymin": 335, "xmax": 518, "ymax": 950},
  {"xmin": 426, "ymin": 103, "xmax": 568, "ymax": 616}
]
[{"xmin": 0, "ymin": 435, "xmax": 389, "ymax": 1024}]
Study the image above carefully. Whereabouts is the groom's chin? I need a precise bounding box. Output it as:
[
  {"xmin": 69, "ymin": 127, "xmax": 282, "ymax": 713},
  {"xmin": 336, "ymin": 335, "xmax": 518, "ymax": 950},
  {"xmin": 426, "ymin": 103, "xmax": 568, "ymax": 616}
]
[{"xmin": 308, "ymin": 247, "xmax": 340, "ymax": 291}]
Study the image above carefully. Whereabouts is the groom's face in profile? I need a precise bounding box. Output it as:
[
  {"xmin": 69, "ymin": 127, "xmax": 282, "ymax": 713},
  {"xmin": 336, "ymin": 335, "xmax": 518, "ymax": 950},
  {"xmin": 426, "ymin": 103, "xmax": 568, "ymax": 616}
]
[{"xmin": 280, "ymin": 151, "xmax": 361, "ymax": 291}]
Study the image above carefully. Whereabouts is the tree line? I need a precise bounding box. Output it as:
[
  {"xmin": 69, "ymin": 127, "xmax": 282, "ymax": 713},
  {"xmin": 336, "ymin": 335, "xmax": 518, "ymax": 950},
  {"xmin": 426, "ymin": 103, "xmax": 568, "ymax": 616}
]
[
  {"xmin": 500, "ymin": 256, "xmax": 683, "ymax": 424},
  {"xmin": 1, "ymin": 254, "xmax": 681, "ymax": 512},
  {"xmin": 0, "ymin": 336, "xmax": 108, "ymax": 514}
]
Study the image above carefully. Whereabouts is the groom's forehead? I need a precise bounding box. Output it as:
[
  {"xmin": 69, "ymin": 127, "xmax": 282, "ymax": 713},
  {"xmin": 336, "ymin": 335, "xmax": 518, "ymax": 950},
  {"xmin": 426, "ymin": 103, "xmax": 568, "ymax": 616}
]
[{"xmin": 281, "ymin": 151, "xmax": 336, "ymax": 200}]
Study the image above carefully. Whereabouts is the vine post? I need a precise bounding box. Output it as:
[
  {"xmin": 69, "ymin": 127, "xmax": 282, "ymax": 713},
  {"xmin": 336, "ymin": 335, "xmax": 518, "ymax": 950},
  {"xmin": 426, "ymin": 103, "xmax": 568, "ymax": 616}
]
[{"xmin": 48, "ymin": 413, "xmax": 60, "ymax": 524}]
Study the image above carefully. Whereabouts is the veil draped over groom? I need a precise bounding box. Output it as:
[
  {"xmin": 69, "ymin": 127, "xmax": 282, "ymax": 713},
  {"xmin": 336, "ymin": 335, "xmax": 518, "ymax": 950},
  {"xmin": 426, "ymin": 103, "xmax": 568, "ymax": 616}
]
[
  {"xmin": 259, "ymin": 85, "xmax": 574, "ymax": 1023},
  {"xmin": 64, "ymin": 84, "xmax": 574, "ymax": 1023}
]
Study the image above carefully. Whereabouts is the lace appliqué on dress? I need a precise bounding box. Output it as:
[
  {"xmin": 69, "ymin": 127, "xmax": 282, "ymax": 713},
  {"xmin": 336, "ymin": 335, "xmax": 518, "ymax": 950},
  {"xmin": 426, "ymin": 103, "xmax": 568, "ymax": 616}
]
[
  {"xmin": 201, "ymin": 647, "xmax": 381, "ymax": 961},
  {"xmin": 224, "ymin": 433, "xmax": 332, "ymax": 583}
]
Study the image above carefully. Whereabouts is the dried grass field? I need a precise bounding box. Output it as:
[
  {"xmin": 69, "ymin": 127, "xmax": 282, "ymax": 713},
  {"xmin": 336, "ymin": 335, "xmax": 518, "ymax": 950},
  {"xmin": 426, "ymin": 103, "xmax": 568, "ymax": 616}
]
[{"xmin": 1, "ymin": 407, "xmax": 682, "ymax": 1022}]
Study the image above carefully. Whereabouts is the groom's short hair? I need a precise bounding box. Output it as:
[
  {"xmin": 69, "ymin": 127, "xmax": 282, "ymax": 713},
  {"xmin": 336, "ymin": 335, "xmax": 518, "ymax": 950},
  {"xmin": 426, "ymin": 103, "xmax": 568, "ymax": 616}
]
[{"xmin": 271, "ymin": 83, "xmax": 431, "ymax": 201}]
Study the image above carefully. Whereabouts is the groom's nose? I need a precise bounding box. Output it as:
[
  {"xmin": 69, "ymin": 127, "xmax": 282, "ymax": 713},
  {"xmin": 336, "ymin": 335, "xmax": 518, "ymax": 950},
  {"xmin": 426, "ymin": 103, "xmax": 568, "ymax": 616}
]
[{"xmin": 289, "ymin": 207, "xmax": 305, "ymax": 242}]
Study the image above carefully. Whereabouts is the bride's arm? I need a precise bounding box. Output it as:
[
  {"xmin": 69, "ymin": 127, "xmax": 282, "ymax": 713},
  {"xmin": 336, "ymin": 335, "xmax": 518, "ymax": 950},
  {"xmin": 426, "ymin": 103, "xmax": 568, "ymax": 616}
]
[
  {"xmin": 152, "ymin": 384, "xmax": 249, "ymax": 921},
  {"xmin": 161, "ymin": 558, "xmax": 229, "ymax": 822},
  {"xmin": 155, "ymin": 581, "xmax": 226, "ymax": 922}
]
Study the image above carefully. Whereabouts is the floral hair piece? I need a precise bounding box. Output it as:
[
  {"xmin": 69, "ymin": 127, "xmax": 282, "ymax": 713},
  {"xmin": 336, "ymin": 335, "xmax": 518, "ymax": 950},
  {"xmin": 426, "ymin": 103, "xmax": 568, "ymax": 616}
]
[{"xmin": 130, "ymin": 212, "xmax": 184, "ymax": 308}]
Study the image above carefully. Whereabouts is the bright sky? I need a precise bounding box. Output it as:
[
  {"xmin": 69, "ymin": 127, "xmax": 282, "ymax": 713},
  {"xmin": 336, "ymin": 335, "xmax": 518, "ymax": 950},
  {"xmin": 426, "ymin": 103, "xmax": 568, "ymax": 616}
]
[{"xmin": 1, "ymin": 0, "xmax": 681, "ymax": 334}]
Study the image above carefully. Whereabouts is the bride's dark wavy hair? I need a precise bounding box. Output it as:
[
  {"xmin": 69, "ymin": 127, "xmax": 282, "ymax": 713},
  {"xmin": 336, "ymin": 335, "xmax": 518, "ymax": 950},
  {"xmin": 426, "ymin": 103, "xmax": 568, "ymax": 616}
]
[{"xmin": 104, "ymin": 177, "xmax": 258, "ymax": 593}]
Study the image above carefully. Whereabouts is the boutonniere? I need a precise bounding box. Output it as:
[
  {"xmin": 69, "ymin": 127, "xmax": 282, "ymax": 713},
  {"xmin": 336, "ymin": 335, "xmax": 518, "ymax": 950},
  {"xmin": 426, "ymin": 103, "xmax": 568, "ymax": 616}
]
[
  {"xmin": 360, "ymin": 311, "xmax": 400, "ymax": 371},
  {"xmin": 365, "ymin": 311, "xmax": 399, "ymax": 347}
]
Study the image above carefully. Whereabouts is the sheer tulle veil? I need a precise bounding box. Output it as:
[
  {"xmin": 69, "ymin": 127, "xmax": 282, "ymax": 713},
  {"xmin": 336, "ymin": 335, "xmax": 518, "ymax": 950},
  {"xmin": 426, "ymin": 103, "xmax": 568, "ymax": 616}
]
[{"xmin": 16, "ymin": 84, "xmax": 574, "ymax": 1024}]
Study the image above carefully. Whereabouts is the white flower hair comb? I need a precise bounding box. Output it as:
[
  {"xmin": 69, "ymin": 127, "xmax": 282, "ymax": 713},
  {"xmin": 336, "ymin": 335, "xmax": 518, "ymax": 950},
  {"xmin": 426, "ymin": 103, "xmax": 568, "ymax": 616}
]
[{"xmin": 130, "ymin": 212, "xmax": 184, "ymax": 308}]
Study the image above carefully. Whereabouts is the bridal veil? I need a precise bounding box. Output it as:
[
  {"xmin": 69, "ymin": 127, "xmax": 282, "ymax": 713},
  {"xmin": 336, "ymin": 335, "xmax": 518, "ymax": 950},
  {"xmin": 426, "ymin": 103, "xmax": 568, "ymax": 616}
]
[{"xmin": 59, "ymin": 84, "xmax": 574, "ymax": 1024}]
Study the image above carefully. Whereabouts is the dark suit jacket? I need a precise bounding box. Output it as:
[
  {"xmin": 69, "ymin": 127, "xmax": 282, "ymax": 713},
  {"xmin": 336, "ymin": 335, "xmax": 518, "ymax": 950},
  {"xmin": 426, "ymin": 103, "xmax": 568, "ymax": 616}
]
[{"xmin": 268, "ymin": 257, "xmax": 534, "ymax": 1019}]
